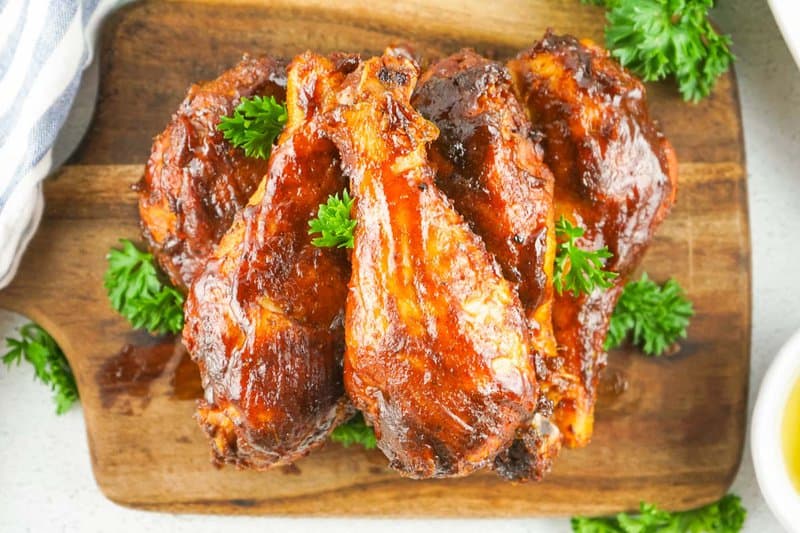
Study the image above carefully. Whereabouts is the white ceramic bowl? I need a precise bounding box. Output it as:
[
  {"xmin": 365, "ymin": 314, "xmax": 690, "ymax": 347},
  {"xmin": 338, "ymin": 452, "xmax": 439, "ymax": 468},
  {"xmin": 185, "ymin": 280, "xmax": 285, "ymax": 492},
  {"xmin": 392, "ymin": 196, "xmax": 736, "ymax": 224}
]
[
  {"xmin": 767, "ymin": 0, "xmax": 800, "ymax": 69},
  {"xmin": 752, "ymin": 328, "xmax": 800, "ymax": 532}
]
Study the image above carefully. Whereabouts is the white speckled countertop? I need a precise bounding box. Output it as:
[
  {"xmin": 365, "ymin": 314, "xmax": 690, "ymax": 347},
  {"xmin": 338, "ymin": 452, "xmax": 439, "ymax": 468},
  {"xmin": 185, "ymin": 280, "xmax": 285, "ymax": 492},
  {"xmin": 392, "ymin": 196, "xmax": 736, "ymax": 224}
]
[{"xmin": 2, "ymin": 1, "xmax": 799, "ymax": 531}]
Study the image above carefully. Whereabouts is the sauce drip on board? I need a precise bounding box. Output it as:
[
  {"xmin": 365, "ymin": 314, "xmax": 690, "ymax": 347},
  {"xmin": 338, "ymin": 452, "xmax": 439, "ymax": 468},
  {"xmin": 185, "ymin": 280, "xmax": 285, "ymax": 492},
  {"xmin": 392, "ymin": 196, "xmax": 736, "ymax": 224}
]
[{"xmin": 95, "ymin": 334, "xmax": 202, "ymax": 412}]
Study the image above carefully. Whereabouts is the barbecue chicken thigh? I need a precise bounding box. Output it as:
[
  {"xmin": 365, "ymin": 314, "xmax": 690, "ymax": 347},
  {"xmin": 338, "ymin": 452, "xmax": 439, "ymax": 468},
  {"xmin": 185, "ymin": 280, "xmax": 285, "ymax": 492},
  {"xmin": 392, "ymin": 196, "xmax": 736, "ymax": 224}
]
[
  {"xmin": 412, "ymin": 50, "xmax": 560, "ymax": 481},
  {"xmin": 507, "ymin": 32, "xmax": 678, "ymax": 447},
  {"xmin": 323, "ymin": 51, "xmax": 537, "ymax": 478},
  {"xmin": 182, "ymin": 53, "xmax": 357, "ymax": 469},
  {"xmin": 139, "ymin": 55, "xmax": 286, "ymax": 290}
]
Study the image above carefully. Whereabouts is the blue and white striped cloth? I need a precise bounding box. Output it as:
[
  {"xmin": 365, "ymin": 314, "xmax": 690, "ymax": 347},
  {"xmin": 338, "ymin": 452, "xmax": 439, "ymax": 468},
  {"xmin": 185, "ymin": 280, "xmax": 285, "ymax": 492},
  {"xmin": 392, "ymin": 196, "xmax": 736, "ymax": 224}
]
[{"xmin": 0, "ymin": 0, "xmax": 127, "ymax": 288}]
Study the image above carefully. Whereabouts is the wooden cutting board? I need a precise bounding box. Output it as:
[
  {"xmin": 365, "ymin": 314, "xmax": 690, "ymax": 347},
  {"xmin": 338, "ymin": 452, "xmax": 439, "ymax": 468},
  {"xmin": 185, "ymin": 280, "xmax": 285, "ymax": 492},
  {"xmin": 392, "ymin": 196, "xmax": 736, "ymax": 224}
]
[{"xmin": 0, "ymin": 0, "xmax": 750, "ymax": 517}]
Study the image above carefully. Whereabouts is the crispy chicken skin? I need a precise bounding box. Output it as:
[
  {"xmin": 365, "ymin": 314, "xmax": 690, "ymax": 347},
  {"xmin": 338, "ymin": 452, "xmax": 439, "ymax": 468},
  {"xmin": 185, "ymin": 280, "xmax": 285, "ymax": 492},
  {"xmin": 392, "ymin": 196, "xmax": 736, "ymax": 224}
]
[
  {"xmin": 139, "ymin": 55, "xmax": 287, "ymax": 290},
  {"xmin": 323, "ymin": 51, "xmax": 536, "ymax": 478},
  {"xmin": 182, "ymin": 53, "xmax": 357, "ymax": 469},
  {"xmin": 412, "ymin": 50, "xmax": 560, "ymax": 480},
  {"xmin": 507, "ymin": 32, "xmax": 678, "ymax": 447}
]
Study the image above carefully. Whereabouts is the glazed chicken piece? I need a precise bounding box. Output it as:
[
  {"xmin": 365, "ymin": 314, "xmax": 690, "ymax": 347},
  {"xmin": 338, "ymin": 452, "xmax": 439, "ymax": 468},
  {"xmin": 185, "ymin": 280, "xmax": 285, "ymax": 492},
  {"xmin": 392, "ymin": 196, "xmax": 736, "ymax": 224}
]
[
  {"xmin": 507, "ymin": 32, "xmax": 678, "ymax": 447},
  {"xmin": 182, "ymin": 53, "xmax": 357, "ymax": 469},
  {"xmin": 412, "ymin": 50, "xmax": 560, "ymax": 481},
  {"xmin": 323, "ymin": 51, "xmax": 537, "ymax": 478},
  {"xmin": 139, "ymin": 55, "xmax": 287, "ymax": 290}
]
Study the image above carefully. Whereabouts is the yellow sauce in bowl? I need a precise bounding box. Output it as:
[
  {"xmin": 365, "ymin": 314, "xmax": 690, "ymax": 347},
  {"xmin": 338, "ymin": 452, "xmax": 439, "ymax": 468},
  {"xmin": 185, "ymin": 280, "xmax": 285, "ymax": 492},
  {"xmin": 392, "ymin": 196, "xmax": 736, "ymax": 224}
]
[{"xmin": 783, "ymin": 375, "xmax": 800, "ymax": 493}]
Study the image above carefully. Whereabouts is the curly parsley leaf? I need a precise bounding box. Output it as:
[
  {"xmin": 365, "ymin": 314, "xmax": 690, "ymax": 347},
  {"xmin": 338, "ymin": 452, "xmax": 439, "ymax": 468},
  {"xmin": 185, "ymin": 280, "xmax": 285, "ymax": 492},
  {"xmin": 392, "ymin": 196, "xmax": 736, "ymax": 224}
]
[
  {"xmin": 218, "ymin": 95, "xmax": 287, "ymax": 159},
  {"xmin": 104, "ymin": 239, "xmax": 184, "ymax": 335},
  {"xmin": 599, "ymin": 0, "xmax": 734, "ymax": 102},
  {"xmin": 572, "ymin": 494, "xmax": 746, "ymax": 532},
  {"xmin": 605, "ymin": 273, "xmax": 693, "ymax": 356},
  {"xmin": 554, "ymin": 216, "xmax": 618, "ymax": 297},
  {"xmin": 308, "ymin": 191, "xmax": 357, "ymax": 249},
  {"xmin": 3, "ymin": 323, "xmax": 79, "ymax": 414},
  {"xmin": 330, "ymin": 412, "xmax": 377, "ymax": 449}
]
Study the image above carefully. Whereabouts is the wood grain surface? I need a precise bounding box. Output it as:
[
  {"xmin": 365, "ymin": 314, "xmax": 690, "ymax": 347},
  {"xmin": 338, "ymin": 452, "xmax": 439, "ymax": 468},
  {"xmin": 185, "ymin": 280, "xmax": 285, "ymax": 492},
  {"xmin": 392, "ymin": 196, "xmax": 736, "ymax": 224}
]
[{"xmin": 0, "ymin": 0, "xmax": 750, "ymax": 517}]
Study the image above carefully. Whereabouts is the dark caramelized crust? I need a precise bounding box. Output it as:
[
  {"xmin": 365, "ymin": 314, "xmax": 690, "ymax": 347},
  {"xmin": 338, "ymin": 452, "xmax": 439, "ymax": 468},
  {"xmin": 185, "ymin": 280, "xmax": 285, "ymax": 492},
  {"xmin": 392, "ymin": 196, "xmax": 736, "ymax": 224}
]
[
  {"xmin": 413, "ymin": 51, "xmax": 557, "ymax": 355},
  {"xmin": 139, "ymin": 55, "xmax": 287, "ymax": 290},
  {"xmin": 508, "ymin": 32, "xmax": 678, "ymax": 447},
  {"xmin": 413, "ymin": 50, "xmax": 560, "ymax": 481},
  {"xmin": 324, "ymin": 51, "xmax": 536, "ymax": 478},
  {"xmin": 182, "ymin": 54, "xmax": 356, "ymax": 469}
]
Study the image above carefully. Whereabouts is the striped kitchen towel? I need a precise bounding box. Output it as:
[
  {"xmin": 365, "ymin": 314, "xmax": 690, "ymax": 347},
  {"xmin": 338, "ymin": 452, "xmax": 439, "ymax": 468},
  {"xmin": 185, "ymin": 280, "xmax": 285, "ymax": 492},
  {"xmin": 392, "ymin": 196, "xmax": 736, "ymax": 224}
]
[{"xmin": 0, "ymin": 0, "xmax": 129, "ymax": 289}]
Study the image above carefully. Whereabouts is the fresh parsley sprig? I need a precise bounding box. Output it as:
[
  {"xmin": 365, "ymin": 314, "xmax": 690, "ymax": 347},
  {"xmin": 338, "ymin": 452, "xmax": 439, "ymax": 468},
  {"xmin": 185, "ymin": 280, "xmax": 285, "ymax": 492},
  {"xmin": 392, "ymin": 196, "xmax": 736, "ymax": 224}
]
[
  {"xmin": 554, "ymin": 216, "xmax": 618, "ymax": 297},
  {"xmin": 330, "ymin": 412, "xmax": 377, "ymax": 449},
  {"xmin": 3, "ymin": 323, "xmax": 79, "ymax": 414},
  {"xmin": 583, "ymin": 0, "xmax": 734, "ymax": 102},
  {"xmin": 104, "ymin": 239, "xmax": 184, "ymax": 335},
  {"xmin": 605, "ymin": 273, "xmax": 693, "ymax": 356},
  {"xmin": 572, "ymin": 493, "xmax": 746, "ymax": 532},
  {"xmin": 218, "ymin": 95, "xmax": 287, "ymax": 159},
  {"xmin": 308, "ymin": 191, "xmax": 357, "ymax": 249}
]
